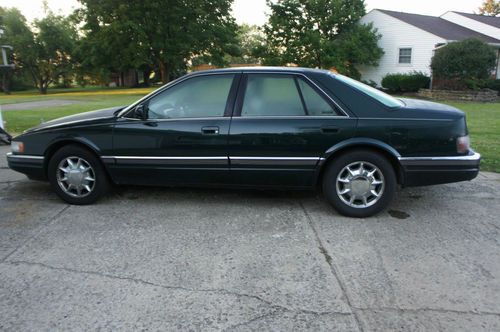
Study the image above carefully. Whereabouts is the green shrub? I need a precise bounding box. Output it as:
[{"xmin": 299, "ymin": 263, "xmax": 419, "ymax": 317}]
[
  {"xmin": 381, "ymin": 72, "xmax": 430, "ymax": 93},
  {"xmin": 431, "ymin": 38, "xmax": 496, "ymax": 89},
  {"xmin": 465, "ymin": 78, "xmax": 500, "ymax": 95}
]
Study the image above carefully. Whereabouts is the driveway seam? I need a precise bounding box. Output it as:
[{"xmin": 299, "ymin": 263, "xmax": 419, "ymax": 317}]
[
  {"xmin": 4, "ymin": 260, "xmax": 354, "ymax": 318},
  {"xmin": 0, "ymin": 205, "xmax": 70, "ymax": 263},
  {"xmin": 300, "ymin": 201, "xmax": 365, "ymax": 332}
]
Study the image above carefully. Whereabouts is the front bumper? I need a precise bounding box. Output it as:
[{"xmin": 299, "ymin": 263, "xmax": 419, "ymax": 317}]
[
  {"xmin": 6, "ymin": 152, "xmax": 46, "ymax": 181},
  {"xmin": 399, "ymin": 150, "xmax": 481, "ymax": 187}
]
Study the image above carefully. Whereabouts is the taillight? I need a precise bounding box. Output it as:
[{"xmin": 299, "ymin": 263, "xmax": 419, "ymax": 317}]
[{"xmin": 456, "ymin": 135, "xmax": 470, "ymax": 154}]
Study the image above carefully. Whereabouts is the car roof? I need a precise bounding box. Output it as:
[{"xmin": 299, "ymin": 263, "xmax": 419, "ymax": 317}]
[{"xmin": 188, "ymin": 66, "xmax": 333, "ymax": 76}]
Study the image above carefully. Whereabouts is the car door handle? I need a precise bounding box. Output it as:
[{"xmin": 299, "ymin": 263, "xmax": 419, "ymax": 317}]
[
  {"xmin": 321, "ymin": 126, "xmax": 340, "ymax": 134},
  {"xmin": 201, "ymin": 126, "xmax": 219, "ymax": 135}
]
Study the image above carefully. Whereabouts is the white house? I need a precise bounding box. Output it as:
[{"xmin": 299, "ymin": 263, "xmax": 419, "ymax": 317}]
[{"xmin": 358, "ymin": 9, "xmax": 500, "ymax": 86}]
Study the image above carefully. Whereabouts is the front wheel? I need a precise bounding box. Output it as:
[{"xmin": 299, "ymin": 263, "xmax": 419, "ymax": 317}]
[
  {"xmin": 48, "ymin": 145, "xmax": 109, "ymax": 205},
  {"xmin": 322, "ymin": 150, "xmax": 397, "ymax": 218}
]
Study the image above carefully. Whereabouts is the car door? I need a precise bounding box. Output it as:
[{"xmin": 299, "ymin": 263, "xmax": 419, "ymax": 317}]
[
  {"xmin": 109, "ymin": 73, "xmax": 240, "ymax": 186},
  {"xmin": 228, "ymin": 72, "xmax": 356, "ymax": 188}
]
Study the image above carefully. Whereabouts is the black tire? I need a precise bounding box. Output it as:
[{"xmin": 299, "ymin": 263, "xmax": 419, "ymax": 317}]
[
  {"xmin": 48, "ymin": 144, "xmax": 109, "ymax": 205},
  {"xmin": 322, "ymin": 149, "xmax": 397, "ymax": 218}
]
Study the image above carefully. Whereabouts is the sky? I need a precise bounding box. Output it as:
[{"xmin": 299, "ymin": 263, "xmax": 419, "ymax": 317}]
[{"xmin": 0, "ymin": 0, "xmax": 487, "ymax": 25}]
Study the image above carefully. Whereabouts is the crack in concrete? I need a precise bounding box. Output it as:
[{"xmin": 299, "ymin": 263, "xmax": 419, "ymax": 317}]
[
  {"xmin": 0, "ymin": 205, "xmax": 70, "ymax": 263},
  {"xmin": 221, "ymin": 308, "xmax": 286, "ymax": 331},
  {"xmin": 5, "ymin": 260, "xmax": 353, "ymax": 319},
  {"xmin": 300, "ymin": 201, "xmax": 365, "ymax": 332},
  {"xmin": 353, "ymin": 306, "xmax": 500, "ymax": 317}
]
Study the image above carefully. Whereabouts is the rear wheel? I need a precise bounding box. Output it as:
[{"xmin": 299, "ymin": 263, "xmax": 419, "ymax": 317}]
[
  {"xmin": 322, "ymin": 150, "xmax": 397, "ymax": 218},
  {"xmin": 48, "ymin": 145, "xmax": 109, "ymax": 205}
]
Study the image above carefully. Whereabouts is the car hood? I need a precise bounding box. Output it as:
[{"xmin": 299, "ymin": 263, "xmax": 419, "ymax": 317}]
[
  {"xmin": 398, "ymin": 98, "xmax": 464, "ymax": 119},
  {"xmin": 25, "ymin": 106, "xmax": 124, "ymax": 133}
]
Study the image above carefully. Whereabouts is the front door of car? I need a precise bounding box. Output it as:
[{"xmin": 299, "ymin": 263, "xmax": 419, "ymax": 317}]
[
  {"xmin": 109, "ymin": 73, "xmax": 240, "ymax": 186},
  {"xmin": 228, "ymin": 73, "xmax": 357, "ymax": 188}
]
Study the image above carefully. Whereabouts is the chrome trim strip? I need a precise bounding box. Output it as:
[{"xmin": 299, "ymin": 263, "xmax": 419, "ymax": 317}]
[
  {"xmin": 231, "ymin": 157, "xmax": 320, "ymax": 161},
  {"xmin": 6, "ymin": 152, "xmax": 44, "ymax": 160},
  {"xmin": 398, "ymin": 152, "xmax": 481, "ymax": 167},
  {"xmin": 101, "ymin": 155, "xmax": 323, "ymax": 166},
  {"xmin": 398, "ymin": 152, "xmax": 481, "ymax": 161},
  {"xmin": 102, "ymin": 156, "xmax": 229, "ymax": 166},
  {"xmin": 230, "ymin": 115, "xmax": 350, "ymax": 120},
  {"xmin": 111, "ymin": 156, "xmax": 228, "ymax": 160},
  {"xmin": 358, "ymin": 117, "xmax": 452, "ymax": 122},
  {"xmin": 230, "ymin": 156, "xmax": 321, "ymax": 166}
]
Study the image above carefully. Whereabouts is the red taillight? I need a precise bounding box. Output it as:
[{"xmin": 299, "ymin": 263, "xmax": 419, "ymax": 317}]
[{"xmin": 456, "ymin": 135, "xmax": 470, "ymax": 154}]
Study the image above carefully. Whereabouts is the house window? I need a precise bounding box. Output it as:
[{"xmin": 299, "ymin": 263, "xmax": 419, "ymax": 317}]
[{"xmin": 399, "ymin": 48, "xmax": 412, "ymax": 64}]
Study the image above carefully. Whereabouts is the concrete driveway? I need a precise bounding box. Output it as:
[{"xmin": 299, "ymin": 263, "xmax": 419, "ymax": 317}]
[{"xmin": 0, "ymin": 145, "xmax": 499, "ymax": 331}]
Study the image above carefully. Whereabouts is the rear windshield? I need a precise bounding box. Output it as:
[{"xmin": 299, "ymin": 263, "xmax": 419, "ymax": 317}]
[{"xmin": 333, "ymin": 74, "xmax": 404, "ymax": 108}]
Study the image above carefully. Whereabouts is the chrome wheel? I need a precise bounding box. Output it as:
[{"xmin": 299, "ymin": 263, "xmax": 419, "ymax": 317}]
[
  {"xmin": 56, "ymin": 157, "xmax": 96, "ymax": 198},
  {"xmin": 336, "ymin": 161, "xmax": 385, "ymax": 209}
]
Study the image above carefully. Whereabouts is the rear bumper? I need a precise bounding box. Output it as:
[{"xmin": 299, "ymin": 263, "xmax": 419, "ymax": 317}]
[
  {"xmin": 399, "ymin": 151, "xmax": 481, "ymax": 187},
  {"xmin": 6, "ymin": 153, "xmax": 46, "ymax": 181}
]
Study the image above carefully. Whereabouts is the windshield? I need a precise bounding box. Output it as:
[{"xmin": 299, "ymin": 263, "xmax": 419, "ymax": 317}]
[{"xmin": 333, "ymin": 74, "xmax": 405, "ymax": 108}]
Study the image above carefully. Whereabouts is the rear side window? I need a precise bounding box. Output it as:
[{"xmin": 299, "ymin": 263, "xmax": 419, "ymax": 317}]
[
  {"xmin": 297, "ymin": 78, "xmax": 339, "ymax": 116},
  {"xmin": 241, "ymin": 75, "xmax": 306, "ymax": 116}
]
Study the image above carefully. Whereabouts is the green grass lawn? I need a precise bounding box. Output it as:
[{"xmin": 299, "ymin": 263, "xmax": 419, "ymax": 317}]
[
  {"xmin": 0, "ymin": 87, "xmax": 156, "ymax": 133},
  {"xmin": 1, "ymin": 87, "xmax": 499, "ymax": 172}
]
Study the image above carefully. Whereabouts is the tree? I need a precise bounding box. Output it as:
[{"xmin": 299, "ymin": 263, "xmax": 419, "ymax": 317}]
[
  {"xmin": 257, "ymin": 0, "xmax": 383, "ymax": 78},
  {"xmin": 0, "ymin": 7, "xmax": 78, "ymax": 94},
  {"xmin": 0, "ymin": 7, "xmax": 33, "ymax": 93},
  {"xmin": 228, "ymin": 24, "xmax": 265, "ymax": 64},
  {"xmin": 478, "ymin": 0, "xmax": 500, "ymax": 16},
  {"xmin": 30, "ymin": 14, "xmax": 78, "ymax": 93},
  {"xmin": 76, "ymin": 0, "xmax": 239, "ymax": 83},
  {"xmin": 431, "ymin": 38, "xmax": 496, "ymax": 87}
]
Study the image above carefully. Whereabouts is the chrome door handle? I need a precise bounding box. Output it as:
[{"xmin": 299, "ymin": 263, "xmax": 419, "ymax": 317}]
[
  {"xmin": 321, "ymin": 126, "xmax": 339, "ymax": 134},
  {"xmin": 201, "ymin": 126, "xmax": 219, "ymax": 135}
]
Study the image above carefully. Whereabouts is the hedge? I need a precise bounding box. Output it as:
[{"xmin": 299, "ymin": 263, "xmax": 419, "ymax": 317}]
[{"xmin": 381, "ymin": 72, "xmax": 430, "ymax": 93}]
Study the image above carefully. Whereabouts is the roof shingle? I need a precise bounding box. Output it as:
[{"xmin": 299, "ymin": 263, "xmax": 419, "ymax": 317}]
[
  {"xmin": 377, "ymin": 9, "xmax": 500, "ymax": 44},
  {"xmin": 452, "ymin": 12, "xmax": 500, "ymax": 29}
]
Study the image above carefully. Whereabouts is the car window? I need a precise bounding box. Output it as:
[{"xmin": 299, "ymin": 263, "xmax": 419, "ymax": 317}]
[
  {"xmin": 147, "ymin": 74, "xmax": 234, "ymax": 119},
  {"xmin": 241, "ymin": 75, "xmax": 306, "ymax": 116},
  {"xmin": 297, "ymin": 78, "xmax": 340, "ymax": 116},
  {"xmin": 333, "ymin": 74, "xmax": 404, "ymax": 108}
]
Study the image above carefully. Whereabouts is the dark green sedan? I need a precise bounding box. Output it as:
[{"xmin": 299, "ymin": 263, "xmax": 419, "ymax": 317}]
[{"xmin": 7, "ymin": 67, "xmax": 480, "ymax": 217}]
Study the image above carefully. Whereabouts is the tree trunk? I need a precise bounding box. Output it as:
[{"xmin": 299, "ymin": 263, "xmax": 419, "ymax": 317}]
[
  {"xmin": 39, "ymin": 81, "xmax": 48, "ymax": 94},
  {"xmin": 143, "ymin": 69, "xmax": 151, "ymax": 86},
  {"xmin": 159, "ymin": 62, "xmax": 170, "ymax": 84},
  {"xmin": 1, "ymin": 70, "xmax": 12, "ymax": 95}
]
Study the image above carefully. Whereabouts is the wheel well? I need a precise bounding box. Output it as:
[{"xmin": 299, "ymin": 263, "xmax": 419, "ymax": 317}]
[
  {"xmin": 316, "ymin": 145, "xmax": 403, "ymax": 187},
  {"xmin": 43, "ymin": 140, "xmax": 106, "ymax": 178}
]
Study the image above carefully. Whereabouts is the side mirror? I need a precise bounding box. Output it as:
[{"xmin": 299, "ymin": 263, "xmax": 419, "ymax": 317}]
[{"xmin": 134, "ymin": 104, "xmax": 148, "ymax": 120}]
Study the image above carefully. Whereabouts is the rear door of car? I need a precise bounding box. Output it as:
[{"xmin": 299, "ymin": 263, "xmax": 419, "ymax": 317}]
[
  {"xmin": 109, "ymin": 72, "xmax": 240, "ymax": 186},
  {"xmin": 227, "ymin": 72, "xmax": 356, "ymax": 188}
]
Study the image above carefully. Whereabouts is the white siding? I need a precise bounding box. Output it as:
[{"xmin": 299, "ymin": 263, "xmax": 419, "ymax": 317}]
[
  {"xmin": 441, "ymin": 12, "xmax": 500, "ymax": 40},
  {"xmin": 358, "ymin": 10, "xmax": 446, "ymax": 86}
]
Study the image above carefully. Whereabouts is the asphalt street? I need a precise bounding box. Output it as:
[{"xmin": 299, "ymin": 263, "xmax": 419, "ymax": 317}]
[{"xmin": 0, "ymin": 145, "xmax": 499, "ymax": 331}]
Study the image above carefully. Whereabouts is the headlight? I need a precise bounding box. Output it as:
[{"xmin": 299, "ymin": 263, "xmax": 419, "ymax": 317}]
[
  {"xmin": 11, "ymin": 141, "xmax": 24, "ymax": 153},
  {"xmin": 456, "ymin": 135, "xmax": 470, "ymax": 154}
]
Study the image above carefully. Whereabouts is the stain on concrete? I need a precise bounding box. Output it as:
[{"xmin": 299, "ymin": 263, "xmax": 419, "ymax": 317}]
[{"xmin": 388, "ymin": 210, "xmax": 411, "ymax": 219}]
